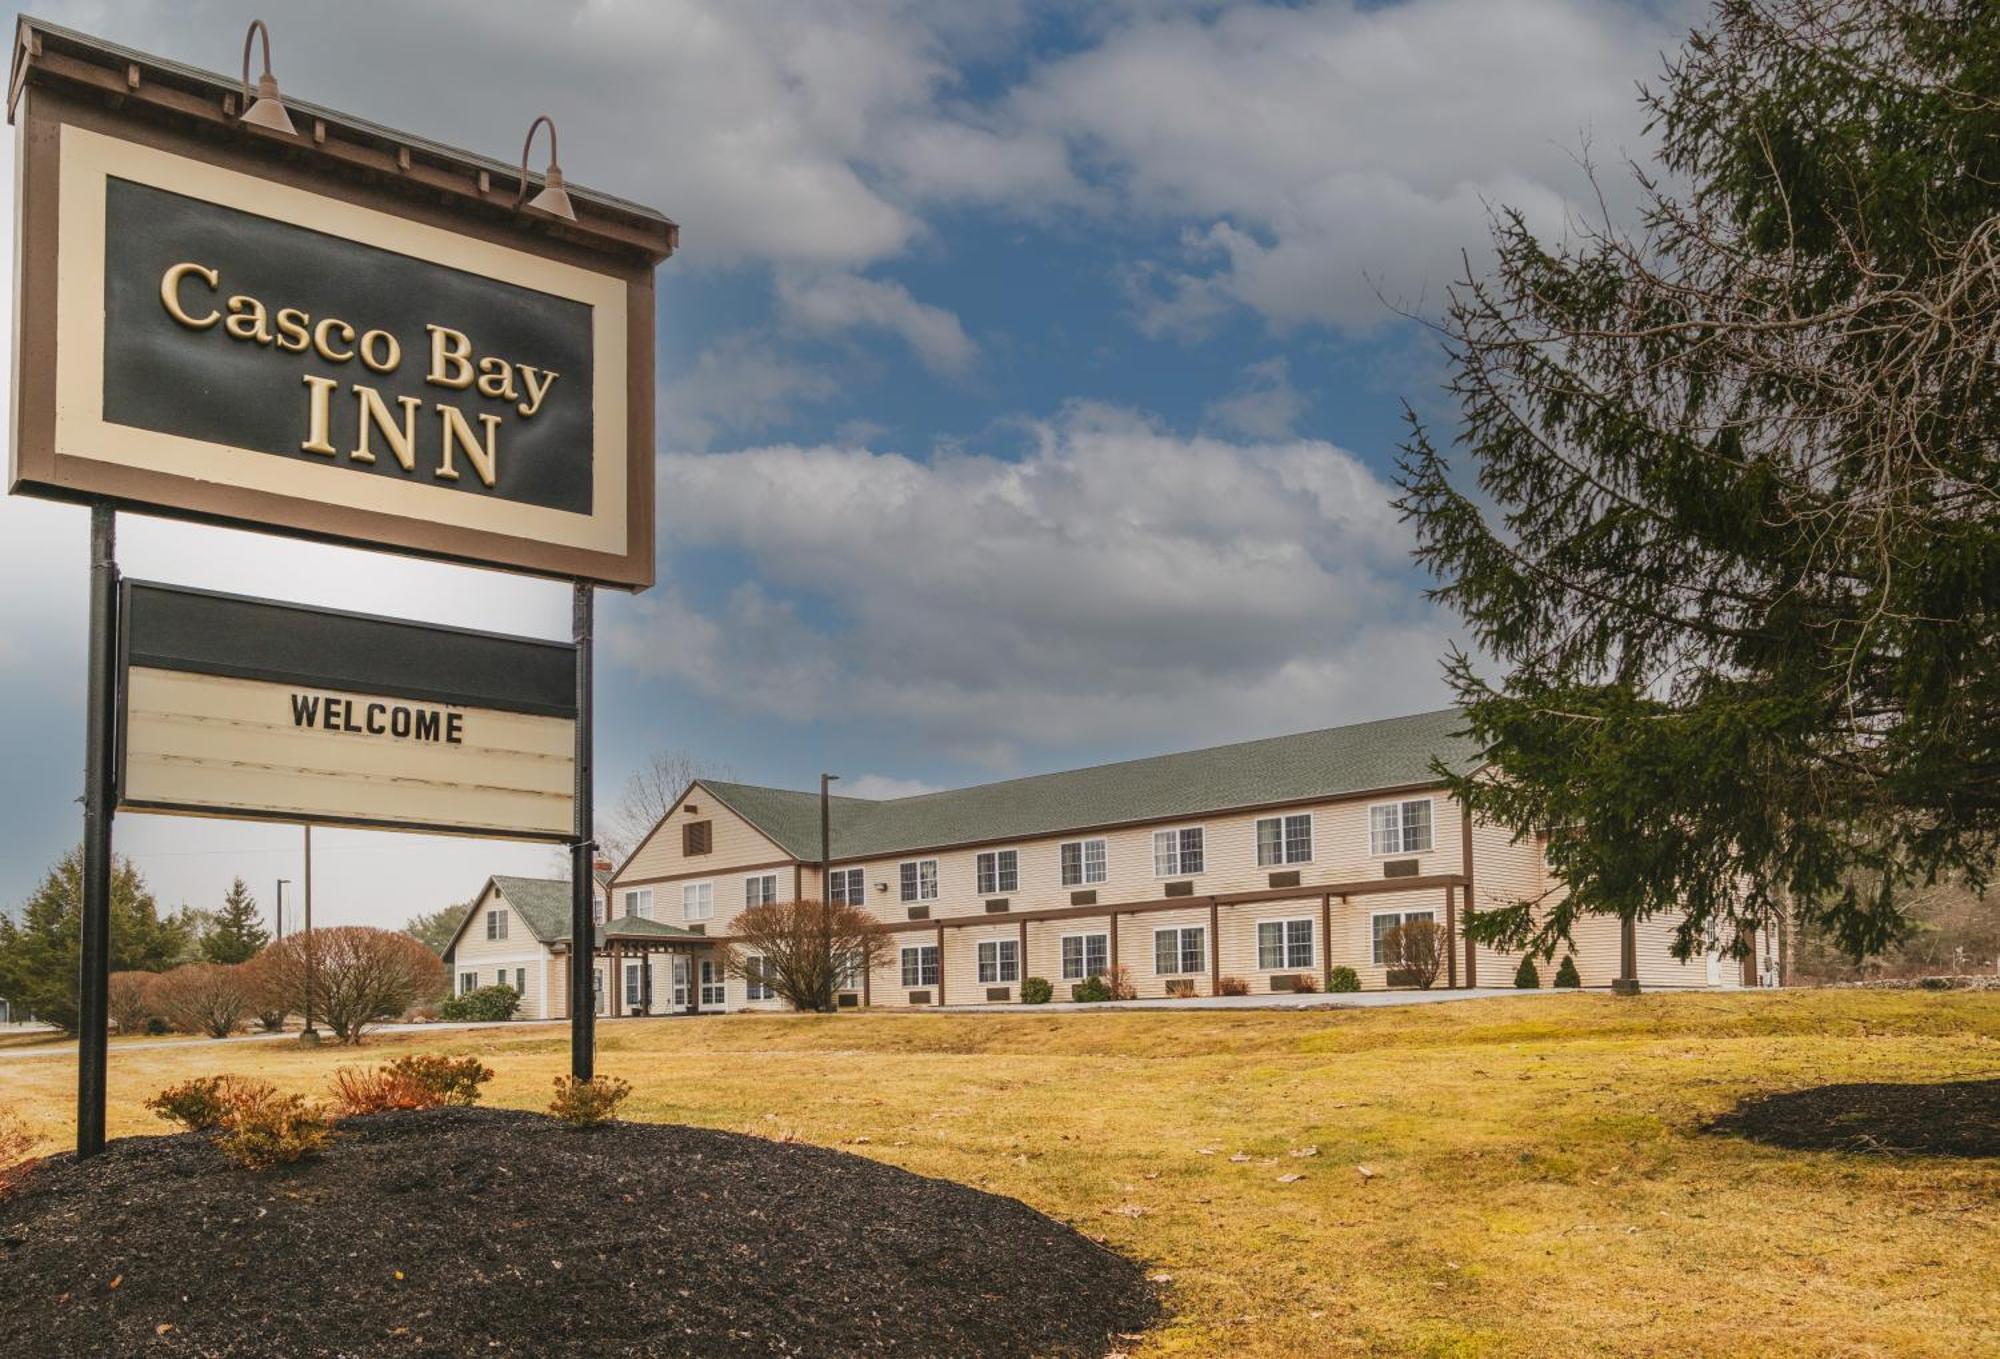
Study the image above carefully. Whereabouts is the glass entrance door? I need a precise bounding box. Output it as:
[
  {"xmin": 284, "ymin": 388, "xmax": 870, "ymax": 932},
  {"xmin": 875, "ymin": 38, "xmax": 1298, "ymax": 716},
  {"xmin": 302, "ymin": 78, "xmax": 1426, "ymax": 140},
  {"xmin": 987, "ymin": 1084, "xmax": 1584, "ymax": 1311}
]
[
  {"xmin": 671, "ymin": 955, "xmax": 690, "ymax": 1009},
  {"xmin": 699, "ymin": 958, "xmax": 727, "ymax": 1008}
]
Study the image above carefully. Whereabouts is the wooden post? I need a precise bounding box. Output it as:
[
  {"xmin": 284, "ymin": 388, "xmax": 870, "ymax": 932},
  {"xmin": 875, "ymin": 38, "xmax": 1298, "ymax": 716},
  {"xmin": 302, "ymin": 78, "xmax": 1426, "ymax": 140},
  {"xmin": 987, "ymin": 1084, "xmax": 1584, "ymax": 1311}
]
[
  {"xmin": 1445, "ymin": 885, "xmax": 1458, "ymax": 989},
  {"xmin": 1320, "ymin": 893, "xmax": 1331, "ymax": 985},
  {"xmin": 1018, "ymin": 917, "xmax": 1028, "ymax": 999},
  {"xmin": 1208, "ymin": 898, "xmax": 1220, "ymax": 994},
  {"xmin": 936, "ymin": 921, "xmax": 946, "ymax": 1006}
]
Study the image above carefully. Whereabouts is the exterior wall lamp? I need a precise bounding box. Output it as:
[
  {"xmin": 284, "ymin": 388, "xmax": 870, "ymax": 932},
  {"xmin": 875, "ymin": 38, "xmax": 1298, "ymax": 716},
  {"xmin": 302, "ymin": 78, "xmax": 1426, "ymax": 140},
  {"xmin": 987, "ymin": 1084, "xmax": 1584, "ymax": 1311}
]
[
  {"xmin": 516, "ymin": 114, "xmax": 576, "ymax": 221},
  {"xmin": 237, "ymin": 19, "xmax": 296, "ymax": 135}
]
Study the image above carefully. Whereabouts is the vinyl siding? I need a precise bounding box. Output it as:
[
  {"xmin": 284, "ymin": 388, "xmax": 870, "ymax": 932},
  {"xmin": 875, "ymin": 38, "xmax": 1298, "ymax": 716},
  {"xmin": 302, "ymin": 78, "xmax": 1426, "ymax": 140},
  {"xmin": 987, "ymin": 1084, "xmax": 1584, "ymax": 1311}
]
[
  {"xmin": 450, "ymin": 887, "xmax": 555, "ymax": 1018},
  {"xmin": 615, "ymin": 788, "xmax": 793, "ymax": 889}
]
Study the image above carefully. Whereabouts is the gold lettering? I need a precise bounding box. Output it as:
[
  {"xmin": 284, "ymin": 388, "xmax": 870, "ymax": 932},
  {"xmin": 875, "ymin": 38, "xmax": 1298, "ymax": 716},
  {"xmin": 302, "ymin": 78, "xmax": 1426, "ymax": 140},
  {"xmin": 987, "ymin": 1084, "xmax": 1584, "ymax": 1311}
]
[
  {"xmin": 351, "ymin": 384, "xmax": 422, "ymax": 471},
  {"xmin": 159, "ymin": 262, "xmax": 220, "ymax": 329},
  {"xmin": 300, "ymin": 375, "xmax": 339, "ymax": 456},
  {"xmin": 435, "ymin": 403, "xmax": 500, "ymax": 486},
  {"xmin": 515, "ymin": 366, "xmax": 558, "ymax": 418},
  {"xmin": 358, "ymin": 329, "xmax": 401, "ymax": 374},
  {"xmin": 224, "ymin": 294, "xmax": 272, "ymax": 344},
  {"xmin": 274, "ymin": 307, "xmax": 311, "ymax": 353},
  {"xmin": 426, "ymin": 325, "xmax": 474, "ymax": 389},
  {"xmin": 312, "ymin": 318, "xmax": 355, "ymax": 363},
  {"xmin": 475, "ymin": 356, "xmax": 518, "ymax": 401}
]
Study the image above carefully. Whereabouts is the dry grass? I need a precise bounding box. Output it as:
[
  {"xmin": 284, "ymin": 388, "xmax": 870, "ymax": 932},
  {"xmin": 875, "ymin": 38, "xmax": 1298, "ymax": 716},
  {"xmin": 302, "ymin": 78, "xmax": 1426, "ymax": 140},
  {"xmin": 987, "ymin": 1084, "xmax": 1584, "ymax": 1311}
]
[{"xmin": 4, "ymin": 989, "xmax": 1996, "ymax": 1356}]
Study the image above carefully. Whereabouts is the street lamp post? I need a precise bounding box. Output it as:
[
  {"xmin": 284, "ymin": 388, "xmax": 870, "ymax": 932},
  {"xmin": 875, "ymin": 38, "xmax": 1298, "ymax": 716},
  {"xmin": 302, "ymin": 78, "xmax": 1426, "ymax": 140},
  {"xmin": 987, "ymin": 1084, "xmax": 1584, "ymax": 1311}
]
[
  {"xmin": 274, "ymin": 878, "xmax": 288, "ymax": 943},
  {"xmin": 820, "ymin": 773, "xmax": 838, "ymax": 1013},
  {"xmin": 300, "ymin": 825, "xmax": 320, "ymax": 1044}
]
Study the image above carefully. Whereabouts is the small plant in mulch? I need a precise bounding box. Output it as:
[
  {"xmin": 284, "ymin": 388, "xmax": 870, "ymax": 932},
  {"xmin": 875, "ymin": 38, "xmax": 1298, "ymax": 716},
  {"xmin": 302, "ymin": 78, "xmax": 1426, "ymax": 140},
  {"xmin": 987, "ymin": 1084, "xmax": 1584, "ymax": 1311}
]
[
  {"xmin": 214, "ymin": 1090, "xmax": 334, "ymax": 1170},
  {"xmin": 1327, "ymin": 965, "xmax": 1360, "ymax": 993},
  {"xmin": 144, "ymin": 1075, "xmax": 264, "ymax": 1132},
  {"xmin": 548, "ymin": 1075, "xmax": 632, "ymax": 1127},
  {"xmin": 1553, "ymin": 956, "xmax": 1582, "ymax": 989},
  {"xmin": 0, "ymin": 1113, "xmax": 36, "ymax": 1192},
  {"xmin": 1514, "ymin": 956, "xmax": 1541, "ymax": 989},
  {"xmin": 384, "ymin": 1053, "xmax": 494, "ymax": 1105},
  {"xmin": 330, "ymin": 1067, "xmax": 441, "ymax": 1117},
  {"xmin": 1020, "ymin": 976, "xmax": 1054, "ymax": 1004},
  {"xmin": 1216, "ymin": 975, "xmax": 1250, "ymax": 997}
]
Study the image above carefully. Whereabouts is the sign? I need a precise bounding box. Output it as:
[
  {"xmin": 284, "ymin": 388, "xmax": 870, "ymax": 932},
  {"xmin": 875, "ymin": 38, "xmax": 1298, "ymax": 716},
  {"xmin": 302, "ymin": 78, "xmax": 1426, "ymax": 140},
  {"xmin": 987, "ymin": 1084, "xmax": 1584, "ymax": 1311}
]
[
  {"xmin": 118, "ymin": 582, "xmax": 578, "ymax": 841},
  {"xmin": 8, "ymin": 25, "xmax": 673, "ymax": 587}
]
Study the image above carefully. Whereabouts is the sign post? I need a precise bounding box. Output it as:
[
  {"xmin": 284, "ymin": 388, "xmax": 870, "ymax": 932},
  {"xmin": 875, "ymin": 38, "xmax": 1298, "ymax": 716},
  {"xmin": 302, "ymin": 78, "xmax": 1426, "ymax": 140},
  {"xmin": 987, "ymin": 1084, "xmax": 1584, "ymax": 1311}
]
[{"xmin": 8, "ymin": 18, "xmax": 673, "ymax": 1155}]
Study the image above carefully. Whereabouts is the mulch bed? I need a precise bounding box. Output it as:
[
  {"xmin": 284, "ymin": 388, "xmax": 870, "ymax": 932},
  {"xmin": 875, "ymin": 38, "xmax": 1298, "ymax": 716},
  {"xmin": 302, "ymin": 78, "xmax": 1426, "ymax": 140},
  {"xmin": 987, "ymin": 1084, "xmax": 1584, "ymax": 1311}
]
[
  {"xmin": 0, "ymin": 1108, "xmax": 1159, "ymax": 1357},
  {"xmin": 1708, "ymin": 1078, "xmax": 2000, "ymax": 1158}
]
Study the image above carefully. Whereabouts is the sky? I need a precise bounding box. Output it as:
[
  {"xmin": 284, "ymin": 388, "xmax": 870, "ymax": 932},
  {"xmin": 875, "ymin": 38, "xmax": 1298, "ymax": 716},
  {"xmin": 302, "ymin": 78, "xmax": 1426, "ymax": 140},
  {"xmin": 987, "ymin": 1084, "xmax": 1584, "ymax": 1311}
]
[{"xmin": 0, "ymin": 0, "xmax": 1704, "ymax": 932}]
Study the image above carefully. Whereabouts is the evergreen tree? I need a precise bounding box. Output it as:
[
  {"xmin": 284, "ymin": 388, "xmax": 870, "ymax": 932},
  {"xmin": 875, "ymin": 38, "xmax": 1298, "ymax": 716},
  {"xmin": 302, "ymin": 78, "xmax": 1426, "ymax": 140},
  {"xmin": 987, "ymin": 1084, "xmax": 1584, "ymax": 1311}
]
[
  {"xmin": 0, "ymin": 847, "xmax": 189, "ymax": 1032},
  {"xmin": 202, "ymin": 877, "xmax": 270, "ymax": 965},
  {"xmin": 1397, "ymin": 0, "xmax": 2000, "ymax": 964},
  {"xmin": 1513, "ymin": 956, "xmax": 1541, "ymax": 989},
  {"xmin": 1553, "ymin": 956, "xmax": 1583, "ymax": 989},
  {"xmin": 405, "ymin": 900, "xmax": 473, "ymax": 955}
]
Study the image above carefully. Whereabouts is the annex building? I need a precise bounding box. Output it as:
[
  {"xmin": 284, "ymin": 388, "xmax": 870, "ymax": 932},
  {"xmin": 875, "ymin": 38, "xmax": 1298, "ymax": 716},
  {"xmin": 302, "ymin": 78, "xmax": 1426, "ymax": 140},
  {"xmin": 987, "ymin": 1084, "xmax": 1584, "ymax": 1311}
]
[{"xmin": 447, "ymin": 709, "xmax": 1777, "ymax": 1018}]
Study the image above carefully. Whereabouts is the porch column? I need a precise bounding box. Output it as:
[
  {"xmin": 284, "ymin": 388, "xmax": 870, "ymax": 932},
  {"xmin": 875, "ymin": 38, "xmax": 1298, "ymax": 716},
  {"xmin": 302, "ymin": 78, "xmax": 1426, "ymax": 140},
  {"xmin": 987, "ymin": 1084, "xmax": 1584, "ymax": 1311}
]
[
  {"xmin": 936, "ymin": 922, "xmax": 946, "ymax": 1006},
  {"xmin": 1017, "ymin": 918, "xmax": 1028, "ymax": 998},
  {"xmin": 689, "ymin": 946, "xmax": 702, "ymax": 1015},
  {"xmin": 1319, "ymin": 894, "xmax": 1331, "ymax": 984},
  {"xmin": 1445, "ymin": 886, "xmax": 1459, "ymax": 989},
  {"xmin": 1208, "ymin": 898, "xmax": 1220, "ymax": 994}
]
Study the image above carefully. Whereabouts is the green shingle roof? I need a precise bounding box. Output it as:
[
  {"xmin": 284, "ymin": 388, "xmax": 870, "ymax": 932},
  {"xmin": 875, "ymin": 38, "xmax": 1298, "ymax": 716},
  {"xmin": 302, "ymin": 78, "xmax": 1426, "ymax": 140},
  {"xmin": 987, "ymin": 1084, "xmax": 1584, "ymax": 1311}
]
[
  {"xmin": 702, "ymin": 708, "xmax": 1478, "ymax": 862},
  {"xmin": 491, "ymin": 876, "xmax": 707, "ymax": 947}
]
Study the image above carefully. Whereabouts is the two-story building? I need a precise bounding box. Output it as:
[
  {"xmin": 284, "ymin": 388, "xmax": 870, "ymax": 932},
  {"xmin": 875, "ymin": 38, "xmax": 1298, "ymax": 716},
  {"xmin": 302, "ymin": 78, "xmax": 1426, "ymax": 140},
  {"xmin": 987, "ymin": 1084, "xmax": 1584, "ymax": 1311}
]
[{"xmin": 577, "ymin": 708, "xmax": 1761, "ymax": 1014}]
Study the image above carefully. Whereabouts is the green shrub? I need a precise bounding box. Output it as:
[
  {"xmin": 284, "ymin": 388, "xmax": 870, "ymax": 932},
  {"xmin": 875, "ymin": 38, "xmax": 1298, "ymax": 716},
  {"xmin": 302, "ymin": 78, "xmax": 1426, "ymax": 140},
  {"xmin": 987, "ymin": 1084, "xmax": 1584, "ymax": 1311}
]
[
  {"xmin": 1072, "ymin": 975, "xmax": 1112, "ymax": 1003},
  {"xmin": 1020, "ymin": 976, "xmax": 1054, "ymax": 1005},
  {"xmin": 548, "ymin": 1075, "xmax": 631, "ymax": 1127},
  {"xmin": 215, "ymin": 1089, "xmax": 333, "ymax": 1169},
  {"xmin": 144, "ymin": 1075, "xmax": 264, "ymax": 1132},
  {"xmin": 439, "ymin": 985, "xmax": 521, "ymax": 1022},
  {"xmin": 1514, "ymin": 956, "xmax": 1541, "ymax": 989},
  {"xmin": 1553, "ymin": 955, "xmax": 1582, "ymax": 988},
  {"xmin": 385, "ymin": 1053, "xmax": 494, "ymax": 1105},
  {"xmin": 1327, "ymin": 966, "xmax": 1360, "ymax": 993}
]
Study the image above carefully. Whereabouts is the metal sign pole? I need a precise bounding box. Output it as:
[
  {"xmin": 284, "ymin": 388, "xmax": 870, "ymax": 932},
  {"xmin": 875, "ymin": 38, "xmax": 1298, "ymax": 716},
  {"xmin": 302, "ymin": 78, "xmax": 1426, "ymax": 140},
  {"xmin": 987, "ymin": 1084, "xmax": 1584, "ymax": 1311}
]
[
  {"xmin": 301, "ymin": 824, "xmax": 318, "ymax": 1042},
  {"xmin": 568, "ymin": 580, "xmax": 596, "ymax": 1079},
  {"xmin": 76, "ymin": 505, "xmax": 119, "ymax": 1158}
]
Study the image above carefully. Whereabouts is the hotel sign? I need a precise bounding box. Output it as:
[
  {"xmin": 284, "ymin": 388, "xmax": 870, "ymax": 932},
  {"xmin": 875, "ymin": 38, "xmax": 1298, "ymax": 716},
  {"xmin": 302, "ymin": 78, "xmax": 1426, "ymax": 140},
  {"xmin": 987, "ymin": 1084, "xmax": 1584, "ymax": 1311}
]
[
  {"xmin": 118, "ymin": 583, "xmax": 578, "ymax": 841},
  {"xmin": 9, "ymin": 44, "xmax": 671, "ymax": 588}
]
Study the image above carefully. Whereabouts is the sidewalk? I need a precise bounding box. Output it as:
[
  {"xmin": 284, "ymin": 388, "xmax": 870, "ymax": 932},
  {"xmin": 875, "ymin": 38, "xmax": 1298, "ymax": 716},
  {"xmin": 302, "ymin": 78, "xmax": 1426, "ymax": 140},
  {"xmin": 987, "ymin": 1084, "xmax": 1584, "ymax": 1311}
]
[{"xmin": 0, "ymin": 1017, "xmax": 527, "ymax": 1063}]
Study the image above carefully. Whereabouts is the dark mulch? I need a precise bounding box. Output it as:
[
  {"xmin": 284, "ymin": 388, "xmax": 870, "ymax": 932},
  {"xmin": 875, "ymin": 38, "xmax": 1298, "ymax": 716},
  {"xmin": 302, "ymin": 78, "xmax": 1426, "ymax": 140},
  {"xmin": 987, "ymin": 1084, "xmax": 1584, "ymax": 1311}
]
[
  {"xmin": 1708, "ymin": 1078, "xmax": 2000, "ymax": 1158},
  {"xmin": 0, "ymin": 1108, "xmax": 1159, "ymax": 1358}
]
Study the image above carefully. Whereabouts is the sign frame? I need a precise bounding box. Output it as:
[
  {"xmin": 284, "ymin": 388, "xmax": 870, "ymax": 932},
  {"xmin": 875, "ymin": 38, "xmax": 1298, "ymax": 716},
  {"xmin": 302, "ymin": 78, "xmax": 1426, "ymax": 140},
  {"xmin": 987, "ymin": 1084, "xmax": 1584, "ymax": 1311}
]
[
  {"xmin": 115, "ymin": 580, "xmax": 581, "ymax": 843},
  {"xmin": 8, "ymin": 23, "xmax": 673, "ymax": 589}
]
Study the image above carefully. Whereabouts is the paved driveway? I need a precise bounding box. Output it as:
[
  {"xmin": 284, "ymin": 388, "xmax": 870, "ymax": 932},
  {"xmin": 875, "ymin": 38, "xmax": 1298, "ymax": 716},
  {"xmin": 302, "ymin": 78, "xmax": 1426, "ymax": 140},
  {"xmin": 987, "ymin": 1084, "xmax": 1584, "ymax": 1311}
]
[{"xmin": 0, "ymin": 1017, "xmax": 525, "ymax": 1063}]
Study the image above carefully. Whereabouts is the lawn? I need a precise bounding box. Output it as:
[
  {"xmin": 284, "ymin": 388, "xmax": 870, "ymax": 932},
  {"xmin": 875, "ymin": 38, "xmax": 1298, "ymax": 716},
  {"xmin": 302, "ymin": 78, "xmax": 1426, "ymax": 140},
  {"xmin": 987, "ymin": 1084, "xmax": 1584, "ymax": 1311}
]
[{"xmin": 4, "ymin": 989, "xmax": 1996, "ymax": 1357}]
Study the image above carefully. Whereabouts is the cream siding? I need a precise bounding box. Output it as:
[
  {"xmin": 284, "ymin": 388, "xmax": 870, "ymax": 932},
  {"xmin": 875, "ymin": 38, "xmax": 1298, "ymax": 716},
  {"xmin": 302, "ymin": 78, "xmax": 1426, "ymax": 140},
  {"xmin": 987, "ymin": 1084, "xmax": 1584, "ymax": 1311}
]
[{"xmin": 615, "ymin": 785, "xmax": 793, "ymax": 888}]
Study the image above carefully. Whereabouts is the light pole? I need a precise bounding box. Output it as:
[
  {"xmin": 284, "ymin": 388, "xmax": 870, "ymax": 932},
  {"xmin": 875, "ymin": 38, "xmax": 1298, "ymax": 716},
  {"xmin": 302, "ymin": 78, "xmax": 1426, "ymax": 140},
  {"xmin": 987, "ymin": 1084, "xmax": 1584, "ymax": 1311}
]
[
  {"xmin": 274, "ymin": 878, "xmax": 288, "ymax": 943},
  {"xmin": 300, "ymin": 824, "xmax": 319, "ymax": 1044},
  {"xmin": 820, "ymin": 773, "xmax": 838, "ymax": 1012}
]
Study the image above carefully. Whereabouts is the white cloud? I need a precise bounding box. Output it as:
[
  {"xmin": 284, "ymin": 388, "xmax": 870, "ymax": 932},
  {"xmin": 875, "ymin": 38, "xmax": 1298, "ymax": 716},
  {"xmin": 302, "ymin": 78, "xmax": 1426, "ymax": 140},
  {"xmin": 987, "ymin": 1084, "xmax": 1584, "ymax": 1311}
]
[
  {"xmin": 612, "ymin": 405, "xmax": 1457, "ymax": 761},
  {"xmin": 776, "ymin": 272, "xmax": 979, "ymax": 375},
  {"xmin": 1009, "ymin": 0, "xmax": 1696, "ymax": 332},
  {"xmin": 843, "ymin": 774, "xmax": 945, "ymax": 800},
  {"xmin": 1204, "ymin": 356, "xmax": 1307, "ymax": 439},
  {"xmin": 660, "ymin": 334, "xmax": 840, "ymax": 451}
]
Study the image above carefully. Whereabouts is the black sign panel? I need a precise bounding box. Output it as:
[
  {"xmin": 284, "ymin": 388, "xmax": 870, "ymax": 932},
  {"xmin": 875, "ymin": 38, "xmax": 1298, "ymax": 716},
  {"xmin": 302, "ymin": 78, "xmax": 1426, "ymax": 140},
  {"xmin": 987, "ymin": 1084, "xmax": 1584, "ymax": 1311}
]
[{"xmin": 101, "ymin": 179, "xmax": 593, "ymax": 515}]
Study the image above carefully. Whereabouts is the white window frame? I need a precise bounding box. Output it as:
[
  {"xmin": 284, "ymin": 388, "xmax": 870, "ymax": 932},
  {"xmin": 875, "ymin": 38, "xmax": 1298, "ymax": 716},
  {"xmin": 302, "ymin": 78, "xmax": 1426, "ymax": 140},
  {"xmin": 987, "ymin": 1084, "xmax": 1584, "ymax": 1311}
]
[
  {"xmin": 485, "ymin": 908, "xmax": 508, "ymax": 941},
  {"xmin": 593, "ymin": 967, "xmax": 605, "ymax": 1015},
  {"xmin": 1152, "ymin": 826, "xmax": 1205, "ymax": 878},
  {"xmin": 1369, "ymin": 798, "xmax": 1436, "ymax": 856},
  {"xmin": 623, "ymin": 961, "xmax": 645, "ymax": 1008},
  {"xmin": 1153, "ymin": 926, "xmax": 1206, "ymax": 976},
  {"xmin": 744, "ymin": 873, "xmax": 779, "ymax": 908},
  {"xmin": 976, "ymin": 938, "xmax": 1020, "ymax": 984},
  {"xmin": 681, "ymin": 881, "xmax": 714, "ymax": 923},
  {"xmin": 1059, "ymin": 838, "xmax": 1108, "ymax": 887},
  {"xmin": 746, "ymin": 954, "xmax": 775, "ymax": 1001},
  {"xmin": 899, "ymin": 859, "xmax": 939, "ymax": 903},
  {"xmin": 1257, "ymin": 917, "xmax": 1316, "ymax": 970},
  {"xmin": 829, "ymin": 866, "xmax": 866, "ymax": 907},
  {"xmin": 458, "ymin": 970, "xmax": 478, "ymax": 996},
  {"xmin": 592, "ymin": 894, "xmax": 606, "ymax": 925},
  {"xmin": 622, "ymin": 887, "xmax": 654, "ymax": 920},
  {"xmin": 1060, "ymin": 932, "xmax": 1109, "ymax": 981},
  {"xmin": 1255, "ymin": 813, "xmax": 1314, "ymax": 867},
  {"xmin": 1371, "ymin": 909, "xmax": 1439, "ymax": 965},
  {"xmin": 975, "ymin": 849, "xmax": 1019, "ymax": 895},
  {"xmin": 699, "ymin": 958, "xmax": 726, "ymax": 1008},
  {"xmin": 900, "ymin": 945, "xmax": 940, "ymax": 988}
]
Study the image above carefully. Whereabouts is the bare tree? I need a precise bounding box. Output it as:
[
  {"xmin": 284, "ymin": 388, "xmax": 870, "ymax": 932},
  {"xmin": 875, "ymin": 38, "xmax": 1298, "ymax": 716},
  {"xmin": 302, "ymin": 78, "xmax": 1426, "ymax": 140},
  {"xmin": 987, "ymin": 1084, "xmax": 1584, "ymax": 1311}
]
[
  {"xmin": 251, "ymin": 928, "xmax": 444, "ymax": 1044},
  {"xmin": 147, "ymin": 963, "xmax": 253, "ymax": 1039},
  {"xmin": 1386, "ymin": 920, "xmax": 1444, "ymax": 990},
  {"xmin": 107, "ymin": 970, "xmax": 158, "ymax": 1034},
  {"xmin": 721, "ymin": 898, "xmax": 889, "ymax": 1013},
  {"xmin": 597, "ymin": 749, "xmax": 737, "ymax": 866}
]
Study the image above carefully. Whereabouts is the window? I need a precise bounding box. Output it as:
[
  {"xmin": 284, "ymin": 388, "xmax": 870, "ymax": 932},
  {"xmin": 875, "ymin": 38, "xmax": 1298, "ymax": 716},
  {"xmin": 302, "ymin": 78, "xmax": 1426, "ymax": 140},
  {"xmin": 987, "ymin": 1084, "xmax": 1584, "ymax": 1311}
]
[
  {"xmin": 1060, "ymin": 838, "xmax": 1108, "ymax": 886},
  {"xmin": 623, "ymin": 963, "xmax": 643, "ymax": 1008},
  {"xmin": 976, "ymin": 849, "xmax": 1019, "ymax": 895},
  {"xmin": 899, "ymin": 859, "xmax": 939, "ymax": 903},
  {"xmin": 746, "ymin": 955, "xmax": 775, "ymax": 1001},
  {"xmin": 459, "ymin": 971, "xmax": 478, "ymax": 996},
  {"xmin": 515, "ymin": 967, "xmax": 527, "ymax": 994},
  {"xmin": 592, "ymin": 894, "xmax": 606, "ymax": 925},
  {"xmin": 900, "ymin": 945, "xmax": 940, "ymax": 988},
  {"xmin": 1061, "ymin": 933, "xmax": 1109, "ymax": 980},
  {"xmin": 485, "ymin": 908, "xmax": 508, "ymax": 941},
  {"xmin": 681, "ymin": 882, "xmax": 714, "ymax": 922},
  {"xmin": 699, "ymin": 959, "xmax": 726, "ymax": 1007},
  {"xmin": 977, "ymin": 938, "xmax": 1020, "ymax": 984},
  {"xmin": 683, "ymin": 820, "xmax": 712, "ymax": 856},
  {"xmin": 1256, "ymin": 814, "xmax": 1314, "ymax": 866},
  {"xmin": 1370, "ymin": 799, "xmax": 1435, "ymax": 855},
  {"xmin": 831, "ymin": 947, "xmax": 863, "ymax": 991},
  {"xmin": 1153, "ymin": 827, "xmax": 1205, "ymax": 877},
  {"xmin": 745, "ymin": 873, "xmax": 778, "ymax": 908},
  {"xmin": 1153, "ymin": 927, "xmax": 1206, "ymax": 975},
  {"xmin": 623, "ymin": 887, "xmax": 653, "ymax": 920},
  {"xmin": 829, "ymin": 867, "xmax": 866, "ymax": 906},
  {"xmin": 593, "ymin": 968, "xmax": 605, "ymax": 1015},
  {"xmin": 1371, "ymin": 910, "xmax": 1438, "ymax": 964},
  {"xmin": 1257, "ymin": 918, "xmax": 1316, "ymax": 970}
]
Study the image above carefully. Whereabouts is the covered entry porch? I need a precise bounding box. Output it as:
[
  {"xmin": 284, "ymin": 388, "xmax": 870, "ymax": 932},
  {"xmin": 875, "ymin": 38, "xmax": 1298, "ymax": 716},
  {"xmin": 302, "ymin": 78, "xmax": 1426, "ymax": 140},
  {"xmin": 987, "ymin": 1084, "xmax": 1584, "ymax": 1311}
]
[{"xmin": 556, "ymin": 916, "xmax": 725, "ymax": 1018}]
